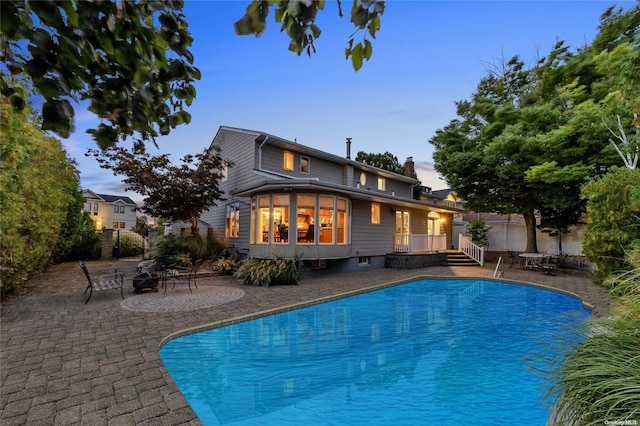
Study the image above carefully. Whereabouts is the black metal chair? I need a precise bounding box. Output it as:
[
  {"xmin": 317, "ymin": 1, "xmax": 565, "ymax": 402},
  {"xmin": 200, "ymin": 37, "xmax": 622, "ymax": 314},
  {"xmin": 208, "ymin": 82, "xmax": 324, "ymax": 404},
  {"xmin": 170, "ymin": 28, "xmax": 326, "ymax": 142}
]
[
  {"xmin": 79, "ymin": 261, "xmax": 124, "ymax": 304},
  {"xmin": 164, "ymin": 259, "xmax": 202, "ymax": 293},
  {"xmin": 557, "ymin": 253, "xmax": 569, "ymax": 274},
  {"xmin": 539, "ymin": 255, "xmax": 559, "ymax": 275}
]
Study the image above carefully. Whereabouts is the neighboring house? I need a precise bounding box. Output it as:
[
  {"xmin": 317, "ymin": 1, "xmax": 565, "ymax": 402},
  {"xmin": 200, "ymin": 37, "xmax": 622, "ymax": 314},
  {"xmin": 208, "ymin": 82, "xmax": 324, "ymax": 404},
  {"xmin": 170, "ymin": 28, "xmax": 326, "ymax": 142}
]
[
  {"xmin": 163, "ymin": 219, "xmax": 212, "ymax": 239},
  {"xmin": 200, "ymin": 126, "xmax": 465, "ymax": 272},
  {"xmin": 82, "ymin": 189, "xmax": 138, "ymax": 230}
]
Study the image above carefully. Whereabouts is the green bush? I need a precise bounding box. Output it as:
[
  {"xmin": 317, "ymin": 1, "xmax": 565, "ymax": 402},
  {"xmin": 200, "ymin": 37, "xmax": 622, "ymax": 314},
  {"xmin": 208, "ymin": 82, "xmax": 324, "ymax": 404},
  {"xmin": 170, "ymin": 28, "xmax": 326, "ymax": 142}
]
[
  {"xmin": 467, "ymin": 219, "xmax": 491, "ymax": 247},
  {"xmin": 211, "ymin": 258, "xmax": 240, "ymax": 275},
  {"xmin": 234, "ymin": 256, "xmax": 301, "ymax": 286},
  {"xmin": 114, "ymin": 233, "xmax": 143, "ymax": 258},
  {"xmin": 581, "ymin": 167, "xmax": 640, "ymax": 283},
  {"xmin": 1, "ymin": 97, "xmax": 77, "ymax": 295},
  {"xmin": 154, "ymin": 232, "xmax": 225, "ymax": 261}
]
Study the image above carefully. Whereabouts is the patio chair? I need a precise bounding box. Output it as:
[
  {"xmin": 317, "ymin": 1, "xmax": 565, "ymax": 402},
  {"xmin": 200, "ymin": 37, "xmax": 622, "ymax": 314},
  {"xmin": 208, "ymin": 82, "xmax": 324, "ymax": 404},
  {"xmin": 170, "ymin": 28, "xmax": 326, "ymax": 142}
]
[
  {"xmin": 79, "ymin": 261, "xmax": 124, "ymax": 304},
  {"xmin": 539, "ymin": 255, "xmax": 559, "ymax": 275},
  {"xmin": 557, "ymin": 253, "xmax": 569, "ymax": 274},
  {"xmin": 164, "ymin": 259, "xmax": 203, "ymax": 293}
]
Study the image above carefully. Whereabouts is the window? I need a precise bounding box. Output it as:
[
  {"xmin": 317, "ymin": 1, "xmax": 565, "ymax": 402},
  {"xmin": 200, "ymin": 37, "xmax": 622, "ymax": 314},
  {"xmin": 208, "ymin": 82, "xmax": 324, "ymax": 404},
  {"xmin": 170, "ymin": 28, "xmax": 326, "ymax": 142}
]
[
  {"xmin": 258, "ymin": 196, "xmax": 270, "ymax": 243},
  {"xmin": 114, "ymin": 205, "xmax": 119, "ymax": 213},
  {"xmin": 283, "ymin": 151, "xmax": 294, "ymax": 171},
  {"xmin": 358, "ymin": 256, "xmax": 370, "ymax": 265},
  {"xmin": 226, "ymin": 202, "xmax": 240, "ymax": 238},
  {"xmin": 297, "ymin": 194, "xmax": 315, "ymax": 243},
  {"xmin": 221, "ymin": 163, "xmax": 228, "ymax": 182},
  {"xmin": 113, "ymin": 222, "xmax": 119, "ymax": 229},
  {"xmin": 319, "ymin": 196, "xmax": 334, "ymax": 244},
  {"xmin": 336, "ymin": 198, "xmax": 348, "ymax": 244},
  {"xmin": 377, "ymin": 177, "xmax": 386, "ymax": 191},
  {"xmin": 272, "ymin": 194, "xmax": 290, "ymax": 243},
  {"xmin": 120, "ymin": 205, "xmax": 125, "ymax": 213},
  {"xmin": 396, "ymin": 210, "xmax": 410, "ymax": 234},
  {"xmin": 94, "ymin": 203, "xmax": 99, "ymax": 211},
  {"xmin": 300, "ymin": 156, "xmax": 310, "ymax": 174},
  {"xmin": 120, "ymin": 222, "xmax": 125, "ymax": 229},
  {"xmin": 84, "ymin": 203, "xmax": 91, "ymax": 212},
  {"xmin": 371, "ymin": 203, "xmax": 380, "ymax": 224},
  {"xmin": 359, "ymin": 172, "xmax": 367, "ymax": 186}
]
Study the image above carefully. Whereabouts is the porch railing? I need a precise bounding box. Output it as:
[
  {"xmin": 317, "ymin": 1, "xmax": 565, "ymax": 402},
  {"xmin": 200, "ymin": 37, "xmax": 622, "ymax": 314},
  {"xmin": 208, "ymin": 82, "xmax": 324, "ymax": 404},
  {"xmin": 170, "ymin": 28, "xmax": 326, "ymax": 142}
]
[
  {"xmin": 393, "ymin": 234, "xmax": 447, "ymax": 253},
  {"xmin": 459, "ymin": 234, "xmax": 484, "ymax": 266}
]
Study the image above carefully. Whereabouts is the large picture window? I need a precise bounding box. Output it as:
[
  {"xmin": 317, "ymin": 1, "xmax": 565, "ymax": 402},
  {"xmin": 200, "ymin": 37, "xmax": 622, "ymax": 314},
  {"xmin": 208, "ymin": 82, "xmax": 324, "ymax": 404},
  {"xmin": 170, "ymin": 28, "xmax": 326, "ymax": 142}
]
[
  {"xmin": 337, "ymin": 198, "xmax": 347, "ymax": 244},
  {"xmin": 225, "ymin": 202, "xmax": 240, "ymax": 238},
  {"xmin": 272, "ymin": 194, "xmax": 290, "ymax": 243},
  {"xmin": 258, "ymin": 196, "xmax": 270, "ymax": 243},
  {"xmin": 319, "ymin": 196, "xmax": 334, "ymax": 244},
  {"xmin": 297, "ymin": 194, "xmax": 315, "ymax": 243}
]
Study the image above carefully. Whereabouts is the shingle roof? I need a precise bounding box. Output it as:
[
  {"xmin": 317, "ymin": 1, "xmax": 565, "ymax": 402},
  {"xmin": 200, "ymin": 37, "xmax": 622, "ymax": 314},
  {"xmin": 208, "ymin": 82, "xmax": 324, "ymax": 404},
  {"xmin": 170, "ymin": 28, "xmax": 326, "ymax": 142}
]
[{"xmin": 96, "ymin": 193, "xmax": 137, "ymax": 205}]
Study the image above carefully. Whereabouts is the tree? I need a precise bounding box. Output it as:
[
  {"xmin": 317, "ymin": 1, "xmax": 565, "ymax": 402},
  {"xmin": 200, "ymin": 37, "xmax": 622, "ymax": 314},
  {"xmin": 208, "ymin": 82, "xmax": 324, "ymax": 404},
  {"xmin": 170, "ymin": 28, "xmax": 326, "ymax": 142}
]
[
  {"xmin": 430, "ymin": 6, "xmax": 638, "ymax": 253},
  {"xmin": 1, "ymin": 0, "xmax": 199, "ymax": 149},
  {"xmin": 234, "ymin": 0, "xmax": 385, "ymax": 71},
  {"xmin": 355, "ymin": 151, "xmax": 405, "ymax": 175},
  {"xmin": 88, "ymin": 147, "xmax": 228, "ymax": 242},
  {"xmin": 0, "ymin": 96, "xmax": 78, "ymax": 295}
]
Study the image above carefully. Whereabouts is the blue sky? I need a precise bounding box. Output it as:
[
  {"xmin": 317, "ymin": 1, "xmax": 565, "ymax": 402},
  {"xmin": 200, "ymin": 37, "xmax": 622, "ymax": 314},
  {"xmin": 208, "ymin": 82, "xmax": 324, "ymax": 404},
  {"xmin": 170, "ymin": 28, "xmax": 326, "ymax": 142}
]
[{"xmin": 62, "ymin": 0, "xmax": 633, "ymax": 203}]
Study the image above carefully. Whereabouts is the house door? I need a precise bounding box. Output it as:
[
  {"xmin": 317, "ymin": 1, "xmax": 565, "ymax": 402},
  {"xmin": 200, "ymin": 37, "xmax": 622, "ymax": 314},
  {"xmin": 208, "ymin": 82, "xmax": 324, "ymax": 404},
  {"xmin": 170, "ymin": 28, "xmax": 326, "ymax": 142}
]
[{"xmin": 395, "ymin": 210, "xmax": 410, "ymax": 234}]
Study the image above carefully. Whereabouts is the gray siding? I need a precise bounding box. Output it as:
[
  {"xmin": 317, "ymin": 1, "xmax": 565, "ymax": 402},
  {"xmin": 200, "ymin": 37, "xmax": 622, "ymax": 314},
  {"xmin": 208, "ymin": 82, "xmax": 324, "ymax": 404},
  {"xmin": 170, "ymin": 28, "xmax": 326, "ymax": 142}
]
[
  {"xmin": 352, "ymin": 169, "xmax": 414, "ymax": 199},
  {"xmin": 200, "ymin": 128, "xmax": 258, "ymax": 252},
  {"xmin": 260, "ymin": 144, "xmax": 345, "ymax": 184},
  {"xmin": 350, "ymin": 200, "xmax": 396, "ymax": 256}
]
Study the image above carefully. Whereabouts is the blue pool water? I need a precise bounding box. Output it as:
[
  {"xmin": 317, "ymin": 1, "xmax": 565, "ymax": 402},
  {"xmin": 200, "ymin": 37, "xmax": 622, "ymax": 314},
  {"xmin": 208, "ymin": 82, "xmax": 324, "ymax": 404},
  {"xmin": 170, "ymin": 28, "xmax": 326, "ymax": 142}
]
[{"xmin": 159, "ymin": 279, "xmax": 590, "ymax": 425}]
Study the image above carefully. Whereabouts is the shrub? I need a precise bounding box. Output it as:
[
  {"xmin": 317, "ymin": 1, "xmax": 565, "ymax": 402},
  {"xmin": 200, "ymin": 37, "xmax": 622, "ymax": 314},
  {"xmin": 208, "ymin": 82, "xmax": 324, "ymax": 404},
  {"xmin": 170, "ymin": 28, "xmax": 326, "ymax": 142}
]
[
  {"xmin": 211, "ymin": 258, "xmax": 240, "ymax": 275},
  {"xmin": 581, "ymin": 167, "xmax": 640, "ymax": 283},
  {"xmin": 467, "ymin": 219, "xmax": 491, "ymax": 247},
  {"xmin": 234, "ymin": 256, "xmax": 301, "ymax": 286},
  {"xmin": 547, "ymin": 246, "xmax": 640, "ymax": 425},
  {"xmin": 154, "ymin": 231, "xmax": 225, "ymax": 262},
  {"xmin": 114, "ymin": 233, "xmax": 143, "ymax": 258}
]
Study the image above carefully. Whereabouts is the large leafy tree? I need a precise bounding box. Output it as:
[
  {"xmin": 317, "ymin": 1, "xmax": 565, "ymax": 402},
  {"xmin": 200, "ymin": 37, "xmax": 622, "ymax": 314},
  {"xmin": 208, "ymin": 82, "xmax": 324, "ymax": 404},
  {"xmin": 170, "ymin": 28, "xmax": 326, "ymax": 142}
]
[
  {"xmin": 234, "ymin": 0, "xmax": 385, "ymax": 71},
  {"xmin": 1, "ymin": 0, "xmax": 199, "ymax": 149},
  {"xmin": 430, "ymin": 6, "xmax": 638, "ymax": 253},
  {"xmin": 89, "ymin": 147, "xmax": 228, "ymax": 242}
]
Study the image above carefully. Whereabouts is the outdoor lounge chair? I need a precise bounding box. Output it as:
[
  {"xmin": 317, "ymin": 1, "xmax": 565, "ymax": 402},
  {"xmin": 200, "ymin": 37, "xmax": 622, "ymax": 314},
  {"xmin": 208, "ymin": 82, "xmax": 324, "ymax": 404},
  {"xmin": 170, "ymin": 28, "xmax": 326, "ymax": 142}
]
[
  {"xmin": 79, "ymin": 261, "xmax": 124, "ymax": 304},
  {"xmin": 164, "ymin": 259, "xmax": 203, "ymax": 293}
]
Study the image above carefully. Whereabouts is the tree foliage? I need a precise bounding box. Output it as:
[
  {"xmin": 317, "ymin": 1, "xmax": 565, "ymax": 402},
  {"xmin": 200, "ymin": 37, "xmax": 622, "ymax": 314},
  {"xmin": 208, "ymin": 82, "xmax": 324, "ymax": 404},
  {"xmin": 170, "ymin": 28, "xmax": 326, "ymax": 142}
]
[
  {"xmin": 0, "ymin": 97, "xmax": 78, "ymax": 295},
  {"xmin": 430, "ymin": 5, "xmax": 639, "ymax": 253},
  {"xmin": 89, "ymin": 147, "xmax": 228, "ymax": 241},
  {"xmin": 355, "ymin": 150, "xmax": 405, "ymax": 175},
  {"xmin": 581, "ymin": 167, "xmax": 640, "ymax": 283},
  {"xmin": 1, "ymin": 0, "xmax": 199, "ymax": 149},
  {"xmin": 234, "ymin": 0, "xmax": 385, "ymax": 71}
]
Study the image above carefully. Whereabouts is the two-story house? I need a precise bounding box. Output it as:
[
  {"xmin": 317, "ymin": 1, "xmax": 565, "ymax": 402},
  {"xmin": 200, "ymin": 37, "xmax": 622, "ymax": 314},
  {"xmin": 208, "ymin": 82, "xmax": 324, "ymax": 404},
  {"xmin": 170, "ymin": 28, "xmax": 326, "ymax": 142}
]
[
  {"xmin": 200, "ymin": 126, "xmax": 467, "ymax": 272},
  {"xmin": 82, "ymin": 189, "xmax": 138, "ymax": 230}
]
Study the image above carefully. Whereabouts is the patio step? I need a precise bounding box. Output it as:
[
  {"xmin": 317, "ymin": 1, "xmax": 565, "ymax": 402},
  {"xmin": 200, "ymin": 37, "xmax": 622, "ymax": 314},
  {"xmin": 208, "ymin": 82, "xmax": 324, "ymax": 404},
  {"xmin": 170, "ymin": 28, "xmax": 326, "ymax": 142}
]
[{"xmin": 442, "ymin": 252, "xmax": 480, "ymax": 266}]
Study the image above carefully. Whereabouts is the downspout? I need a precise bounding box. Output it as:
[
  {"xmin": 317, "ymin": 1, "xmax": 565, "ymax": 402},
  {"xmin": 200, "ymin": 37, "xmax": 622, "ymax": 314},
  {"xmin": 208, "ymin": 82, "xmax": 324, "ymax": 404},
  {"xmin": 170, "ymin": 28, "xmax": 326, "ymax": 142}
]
[{"xmin": 258, "ymin": 135, "xmax": 269, "ymax": 171}]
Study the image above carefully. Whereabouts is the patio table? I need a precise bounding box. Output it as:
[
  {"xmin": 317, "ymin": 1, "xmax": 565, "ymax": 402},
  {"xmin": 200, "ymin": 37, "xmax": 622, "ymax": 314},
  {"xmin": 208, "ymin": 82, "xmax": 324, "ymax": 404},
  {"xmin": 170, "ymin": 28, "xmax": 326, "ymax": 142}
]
[{"xmin": 519, "ymin": 253, "xmax": 547, "ymax": 270}]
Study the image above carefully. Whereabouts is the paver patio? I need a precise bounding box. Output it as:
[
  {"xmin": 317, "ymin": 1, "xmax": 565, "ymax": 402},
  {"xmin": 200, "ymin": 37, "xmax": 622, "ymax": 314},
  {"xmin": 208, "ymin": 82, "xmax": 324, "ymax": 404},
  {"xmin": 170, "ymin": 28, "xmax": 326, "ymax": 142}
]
[{"xmin": 1, "ymin": 263, "xmax": 610, "ymax": 425}]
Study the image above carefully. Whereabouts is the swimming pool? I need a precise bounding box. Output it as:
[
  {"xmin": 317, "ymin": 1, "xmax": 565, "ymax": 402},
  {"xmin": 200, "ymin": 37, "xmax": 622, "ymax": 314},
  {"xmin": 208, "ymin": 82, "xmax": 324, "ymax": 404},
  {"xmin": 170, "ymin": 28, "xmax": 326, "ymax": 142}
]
[{"xmin": 159, "ymin": 279, "xmax": 590, "ymax": 425}]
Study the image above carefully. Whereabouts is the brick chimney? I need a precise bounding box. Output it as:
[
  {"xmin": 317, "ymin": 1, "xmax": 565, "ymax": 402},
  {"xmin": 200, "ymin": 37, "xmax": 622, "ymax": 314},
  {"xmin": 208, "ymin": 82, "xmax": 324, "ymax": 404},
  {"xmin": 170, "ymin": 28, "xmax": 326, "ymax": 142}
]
[{"xmin": 404, "ymin": 157, "xmax": 415, "ymax": 177}]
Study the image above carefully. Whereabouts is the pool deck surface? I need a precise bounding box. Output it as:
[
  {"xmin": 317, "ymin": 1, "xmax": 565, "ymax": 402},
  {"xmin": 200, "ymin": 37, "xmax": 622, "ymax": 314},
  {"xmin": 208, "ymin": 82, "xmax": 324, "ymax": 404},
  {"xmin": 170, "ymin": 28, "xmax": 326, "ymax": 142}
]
[{"xmin": 1, "ymin": 263, "xmax": 610, "ymax": 425}]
